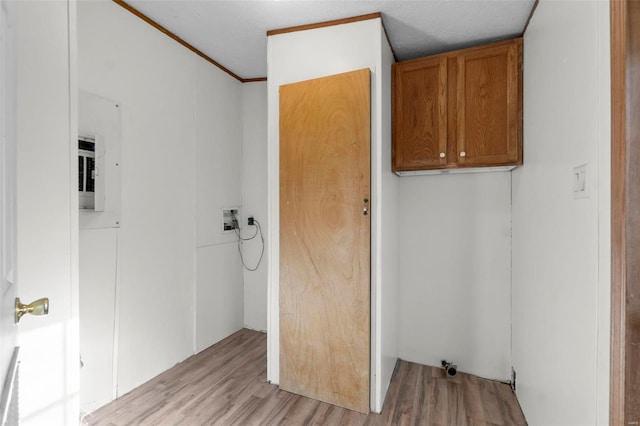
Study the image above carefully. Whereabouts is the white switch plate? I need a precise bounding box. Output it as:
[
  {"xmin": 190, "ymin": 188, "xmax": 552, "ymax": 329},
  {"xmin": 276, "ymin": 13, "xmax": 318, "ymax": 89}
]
[{"xmin": 573, "ymin": 163, "xmax": 589, "ymax": 199}]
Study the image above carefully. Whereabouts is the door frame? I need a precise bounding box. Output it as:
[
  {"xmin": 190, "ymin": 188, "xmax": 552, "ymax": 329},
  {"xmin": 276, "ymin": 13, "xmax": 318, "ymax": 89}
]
[{"xmin": 610, "ymin": 0, "xmax": 639, "ymax": 424}]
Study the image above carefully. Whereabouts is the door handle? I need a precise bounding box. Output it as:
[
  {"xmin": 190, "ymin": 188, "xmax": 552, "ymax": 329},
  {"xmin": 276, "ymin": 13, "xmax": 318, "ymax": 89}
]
[{"xmin": 15, "ymin": 297, "xmax": 49, "ymax": 324}]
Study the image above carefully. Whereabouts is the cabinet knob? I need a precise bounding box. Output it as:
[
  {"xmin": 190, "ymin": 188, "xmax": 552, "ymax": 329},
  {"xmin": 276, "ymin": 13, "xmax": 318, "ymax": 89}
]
[
  {"xmin": 439, "ymin": 152, "xmax": 445, "ymax": 158},
  {"xmin": 460, "ymin": 151, "xmax": 466, "ymax": 157}
]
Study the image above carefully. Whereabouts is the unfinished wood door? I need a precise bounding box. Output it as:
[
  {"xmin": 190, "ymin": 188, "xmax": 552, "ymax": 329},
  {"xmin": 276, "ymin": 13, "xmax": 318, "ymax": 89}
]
[{"xmin": 279, "ymin": 68, "xmax": 370, "ymax": 414}]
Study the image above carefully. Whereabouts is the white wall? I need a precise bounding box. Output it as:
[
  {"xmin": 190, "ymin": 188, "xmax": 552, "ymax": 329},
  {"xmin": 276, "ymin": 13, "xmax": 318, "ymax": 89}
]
[
  {"xmin": 78, "ymin": 0, "xmax": 244, "ymax": 402},
  {"xmin": 378, "ymin": 27, "xmax": 399, "ymax": 406},
  {"xmin": 79, "ymin": 229, "xmax": 117, "ymax": 412},
  {"xmin": 194, "ymin": 52, "xmax": 244, "ymax": 352},
  {"xmin": 242, "ymin": 82, "xmax": 268, "ymax": 332},
  {"xmin": 512, "ymin": 1, "xmax": 610, "ymax": 425},
  {"xmin": 397, "ymin": 172, "xmax": 512, "ymax": 381},
  {"xmin": 77, "ymin": 91, "xmax": 122, "ymax": 412},
  {"xmin": 266, "ymin": 18, "xmax": 397, "ymax": 412},
  {"xmin": 16, "ymin": 1, "xmax": 80, "ymax": 424}
]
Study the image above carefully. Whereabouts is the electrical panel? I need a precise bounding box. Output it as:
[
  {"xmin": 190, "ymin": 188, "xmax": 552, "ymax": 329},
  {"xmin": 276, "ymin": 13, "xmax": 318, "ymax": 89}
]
[
  {"xmin": 79, "ymin": 91, "xmax": 121, "ymax": 229},
  {"xmin": 78, "ymin": 136, "xmax": 105, "ymax": 211}
]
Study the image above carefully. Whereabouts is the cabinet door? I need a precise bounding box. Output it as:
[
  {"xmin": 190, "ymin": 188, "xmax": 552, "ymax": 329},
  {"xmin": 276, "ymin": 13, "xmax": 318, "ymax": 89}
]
[
  {"xmin": 393, "ymin": 56, "xmax": 447, "ymax": 171},
  {"xmin": 456, "ymin": 40, "xmax": 522, "ymax": 166}
]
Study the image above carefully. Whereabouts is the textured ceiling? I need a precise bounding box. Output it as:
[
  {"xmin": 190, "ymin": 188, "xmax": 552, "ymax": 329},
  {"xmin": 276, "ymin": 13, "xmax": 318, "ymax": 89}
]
[{"xmin": 128, "ymin": 0, "xmax": 535, "ymax": 80}]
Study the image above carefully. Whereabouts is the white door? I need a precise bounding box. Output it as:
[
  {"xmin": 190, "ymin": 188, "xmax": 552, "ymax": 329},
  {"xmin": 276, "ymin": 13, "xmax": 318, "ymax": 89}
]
[
  {"xmin": 0, "ymin": 0, "xmax": 19, "ymax": 423},
  {"xmin": 1, "ymin": 1, "xmax": 79, "ymax": 425}
]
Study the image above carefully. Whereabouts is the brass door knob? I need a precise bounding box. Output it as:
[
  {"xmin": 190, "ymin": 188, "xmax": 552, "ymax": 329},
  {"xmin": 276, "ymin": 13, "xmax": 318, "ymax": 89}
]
[{"xmin": 15, "ymin": 297, "xmax": 49, "ymax": 324}]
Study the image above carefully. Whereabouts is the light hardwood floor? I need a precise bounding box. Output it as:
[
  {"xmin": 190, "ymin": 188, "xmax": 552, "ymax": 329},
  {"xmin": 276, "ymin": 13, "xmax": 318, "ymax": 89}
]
[{"xmin": 85, "ymin": 329, "xmax": 527, "ymax": 425}]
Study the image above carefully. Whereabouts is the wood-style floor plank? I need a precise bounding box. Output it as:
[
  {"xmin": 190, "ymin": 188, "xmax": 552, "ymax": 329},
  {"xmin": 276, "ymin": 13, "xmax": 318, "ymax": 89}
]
[{"xmin": 85, "ymin": 329, "xmax": 527, "ymax": 426}]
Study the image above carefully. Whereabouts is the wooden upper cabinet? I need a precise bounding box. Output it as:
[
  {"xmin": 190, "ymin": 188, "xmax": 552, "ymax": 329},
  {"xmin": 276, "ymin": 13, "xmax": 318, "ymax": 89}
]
[
  {"xmin": 393, "ymin": 38, "xmax": 523, "ymax": 173},
  {"xmin": 456, "ymin": 41, "xmax": 522, "ymax": 166},
  {"xmin": 392, "ymin": 56, "xmax": 447, "ymax": 171}
]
